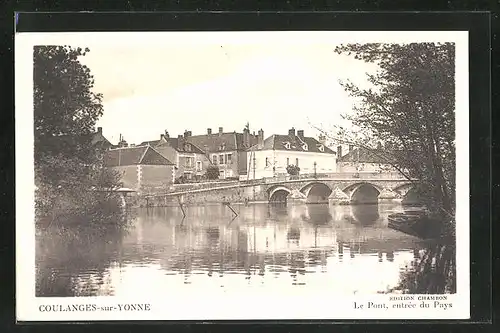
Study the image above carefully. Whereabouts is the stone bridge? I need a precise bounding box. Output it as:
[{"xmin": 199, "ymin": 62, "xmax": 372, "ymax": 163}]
[
  {"xmin": 144, "ymin": 173, "xmax": 421, "ymax": 206},
  {"xmin": 264, "ymin": 178, "xmax": 418, "ymax": 205}
]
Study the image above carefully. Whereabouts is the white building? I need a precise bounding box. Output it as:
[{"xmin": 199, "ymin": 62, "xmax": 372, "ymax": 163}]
[
  {"xmin": 244, "ymin": 128, "xmax": 337, "ymax": 180},
  {"xmin": 336, "ymin": 146, "xmax": 397, "ymax": 173}
]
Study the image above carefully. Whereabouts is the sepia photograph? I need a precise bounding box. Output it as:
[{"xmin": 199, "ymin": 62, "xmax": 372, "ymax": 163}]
[{"xmin": 16, "ymin": 30, "xmax": 469, "ymax": 321}]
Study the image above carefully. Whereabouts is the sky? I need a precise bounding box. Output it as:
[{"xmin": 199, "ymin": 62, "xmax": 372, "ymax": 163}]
[
  {"xmin": 21, "ymin": 31, "xmax": 464, "ymax": 145},
  {"xmin": 70, "ymin": 32, "xmax": 380, "ymax": 145}
]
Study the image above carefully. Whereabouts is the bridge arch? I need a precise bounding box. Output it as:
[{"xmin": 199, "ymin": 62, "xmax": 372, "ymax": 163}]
[
  {"xmin": 343, "ymin": 182, "xmax": 382, "ymax": 205},
  {"xmin": 268, "ymin": 185, "xmax": 292, "ymax": 204},
  {"xmin": 393, "ymin": 183, "xmax": 423, "ymax": 205},
  {"xmin": 299, "ymin": 182, "xmax": 332, "ymax": 204}
]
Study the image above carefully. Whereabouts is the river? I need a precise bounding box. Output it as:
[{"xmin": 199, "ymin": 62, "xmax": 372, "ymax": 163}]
[{"xmin": 36, "ymin": 203, "xmax": 425, "ymax": 297}]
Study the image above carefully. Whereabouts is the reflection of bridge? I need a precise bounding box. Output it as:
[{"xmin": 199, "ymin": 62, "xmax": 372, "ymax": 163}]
[{"xmin": 147, "ymin": 172, "xmax": 421, "ymax": 206}]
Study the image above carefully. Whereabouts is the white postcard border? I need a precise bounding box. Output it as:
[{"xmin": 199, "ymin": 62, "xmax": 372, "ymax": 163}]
[{"xmin": 16, "ymin": 30, "xmax": 469, "ymax": 321}]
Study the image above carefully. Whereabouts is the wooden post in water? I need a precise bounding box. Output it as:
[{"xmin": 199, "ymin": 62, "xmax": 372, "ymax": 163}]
[
  {"xmin": 223, "ymin": 202, "xmax": 238, "ymax": 218},
  {"xmin": 177, "ymin": 196, "xmax": 186, "ymax": 218}
]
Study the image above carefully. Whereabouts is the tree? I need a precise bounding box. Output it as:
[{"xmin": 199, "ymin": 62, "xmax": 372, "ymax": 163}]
[
  {"xmin": 286, "ymin": 164, "xmax": 300, "ymax": 176},
  {"xmin": 206, "ymin": 165, "xmax": 220, "ymax": 180},
  {"xmin": 328, "ymin": 43, "xmax": 457, "ymax": 295},
  {"xmin": 326, "ymin": 43, "xmax": 455, "ymax": 218},
  {"xmin": 34, "ymin": 46, "xmax": 103, "ymax": 157},
  {"xmin": 33, "ymin": 46, "xmax": 120, "ymax": 219},
  {"xmin": 34, "ymin": 46, "xmax": 107, "ymax": 186}
]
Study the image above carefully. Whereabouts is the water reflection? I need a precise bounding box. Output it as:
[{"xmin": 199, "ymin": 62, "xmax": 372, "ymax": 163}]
[{"xmin": 36, "ymin": 203, "xmax": 425, "ymax": 297}]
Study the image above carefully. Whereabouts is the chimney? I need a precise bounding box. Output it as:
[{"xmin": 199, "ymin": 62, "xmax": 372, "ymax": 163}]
[
  {"xmin": 160, "ymin": 134, "xmax": 165, "ymax": 140},
  {"xmin": 97, "ymin": 127, "xmax": 102, "ymax": 134},
  {"xmin": 288, "ymin": 127, "xmax": 296, "ymax": 137},
  {"xmin": 219, "ymin": 127, "xmax": 223, "ymax": 135},
  {"xmin": 184, "ymin": 130, "xmax": 191, "ymax": 138},
  {"xmin": 178, "ymin": 134, "xmax": 184, "ymax": 147},
  {"xmin": 243, "ymin": 126, "xmax": 250, "ymax": 147},
  {"xmin": 207, "ymin": 128, "xmax": 212, "ymax": 135},
  {"xmin": 297, "ymin": 130, "xmax": 304, "ymax": 138},
  {"xmin": 337, "ymin": 145, "xmax": 342, "ymax": 157},
  {"xmin": 164, "ymin": 130, "xmax": 169, "ymax": 138},
  {"xmin": 318, "ymin": 134, "xmax": 326, "ymax": 144},
  {"xmin": 258, "ymin": 129, "xmax": 264, "ymax": 145}
]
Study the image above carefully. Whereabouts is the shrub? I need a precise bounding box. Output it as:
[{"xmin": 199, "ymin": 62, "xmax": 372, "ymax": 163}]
[
  {"xmin": 286, "ymin": 164, "xmax": 300, "ymax": 176},
  {"xmin": 206, "ymin": 165, "xmax": 220, "ymax": 180}
]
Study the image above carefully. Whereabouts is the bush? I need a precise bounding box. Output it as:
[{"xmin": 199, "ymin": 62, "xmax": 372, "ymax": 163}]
[
  {"xmin": 206, "ymin": 165, "xmax": 220, "ymax": 180},
  {"xmin": 174, "ymin": 175, "xmax": 187, "ymax": 184},
  {"xmin": 286, "ymin": 164, "xmax": 300, "ymax": 176}
]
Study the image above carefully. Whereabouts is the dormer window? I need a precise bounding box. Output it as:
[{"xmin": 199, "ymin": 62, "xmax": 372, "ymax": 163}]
[
  {"xmin": 284, "ymin": 142, "xmax": 291, "ymax": 149},
  {"xmin": 317, "ymin": 144, "xmax": 324, "ymax": 152},
  {"xmin": 302, "ymin": 144, "xmax": 308, "ymax": 151}
]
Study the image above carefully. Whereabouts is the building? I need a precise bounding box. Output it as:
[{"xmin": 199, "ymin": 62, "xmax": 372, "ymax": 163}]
[
  {"xmin": 104, "ymin": 146, "xmax": 175, "ymax": 191},
  {"xmin": 182, "ymin": 126, "xmax": 259, "ymax": 180},
  {"xmin": 139, "ymin": 131, "xmax": 210, "ymax": 181},
  {"xmin": 336, "ymin": 146, "xmax": 397, "ymax": 173},
  {"xmin": 245, "ymin": 128, "xmax": 337, "ymax": 180}
]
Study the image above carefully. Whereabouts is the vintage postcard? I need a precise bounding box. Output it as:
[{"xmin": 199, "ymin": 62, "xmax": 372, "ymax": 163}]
[{"xmin": 16, "ymin": 30, "xmax": 469, "ymax": 321}]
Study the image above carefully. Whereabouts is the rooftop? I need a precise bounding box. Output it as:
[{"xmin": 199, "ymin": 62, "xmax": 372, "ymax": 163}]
[
  {"xmin": 248, "ymin": 134, "xmax": 335, "ymax": 154},
  {"xmin": 337, "ymin": 147, "xmax": 390, "ymax": 164},
  {"xmin": 104, "ymin": 146, "xmax": 174, "ymax": 167}
]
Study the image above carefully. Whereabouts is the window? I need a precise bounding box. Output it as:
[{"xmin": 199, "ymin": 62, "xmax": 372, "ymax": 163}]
[
  {"xmin": 196, "ymin": 161, "xmax": 202, "ymax": 171},
  {"xmin": 226, "ymin": 153, "xmax": 232, "ymax": 164},
  {"xmin": 184, "ymin": 157, "xmax": 194, "ymax": 168},
  {"xmin": 219, "ymin": 170, "xmax": 225, "ymax": 178},
  {"xmin": 212, "ymin": 155, "xmax": 217, "ymax": 165},
  {"xmin": 286, "ymin": 157, "xmax": 289, "ymax": 166},
  {"xmin": 284, "ymin": 142, "xmax": 291, "ymax": 149},
  {"xmin": 265, "ymin": 157, "xmax": 270, "ymax": 167},
  {"xmin": 296, "ymin": 158, "xmax": 299, "ymax": 167},
  {"xmin": 185, "ymin": 144, "xmax": 191, "ymax": 151},
  {"xmin": 219, "ymin": 154, "xmax": 224, "ymax": 164}
]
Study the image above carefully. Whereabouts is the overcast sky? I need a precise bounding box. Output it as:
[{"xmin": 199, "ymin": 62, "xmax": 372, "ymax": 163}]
[
  {"xmin": 23, "ymin": 31, "xmax": 462, "ymax": 145},
  {"xmin": 71, "ymin": 32, "xmax": 380, "ymax": 144}
]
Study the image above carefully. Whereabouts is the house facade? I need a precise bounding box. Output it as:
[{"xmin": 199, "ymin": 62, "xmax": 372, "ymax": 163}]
[
  {"xmin": 104, "ymin": 146, "xmax": 175, "ymax": 191},
  {"xmin": 139, "ymin": 131, "xmax": 210, "ymax": 181},
  {"xmin": 246, "ymin": 128, "xmax": 337, "ymax": 180},
  {"xmin": 137, "ymin": 126, "xmax": 259, "ymax": 180},
  {"xmin": 183, "ymin": 126, "xmax": 259, "ymax": 180}
]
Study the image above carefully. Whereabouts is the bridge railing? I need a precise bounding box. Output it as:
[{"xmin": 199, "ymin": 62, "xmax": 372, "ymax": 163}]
[
  {"xmin": 256, "ymin": 171, "xmax": 408, "ymax": 183},
  {"xmin": 155, "ymin": 171, "xmax": 410, "ymax": 196}
]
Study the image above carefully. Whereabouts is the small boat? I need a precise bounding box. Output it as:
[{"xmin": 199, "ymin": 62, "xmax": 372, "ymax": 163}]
[{"xmin": 388, "ymin": 211, "xmax": 441, "ymax": 239}]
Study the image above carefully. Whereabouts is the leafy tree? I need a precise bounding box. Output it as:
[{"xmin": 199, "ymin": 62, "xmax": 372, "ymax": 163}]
[
  {"xmin": 326, "ymin": 43, "xmax": 457, "ymax": 295},
  {"xmin": 286, "ymin": 164, "xmax": 300, "ymax": 176},
  {"xmin": 206, "ymin": 165, "xmax": 220, "ymax": 180},
  {"xmin": 324, "ymin": 43, "xmax": 455, "ymax": 218},
  {"xmin": 34, "ymin": 46, "xmax": 103, "ymax": 158},
  {"xmin": 33, "ymin": 45, "xmax": 120, "ymax": 219}
]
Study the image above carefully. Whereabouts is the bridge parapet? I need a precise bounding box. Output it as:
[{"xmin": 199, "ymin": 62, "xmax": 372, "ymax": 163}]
[{"xmin": 260, "ymin": 171, "xmax": 408, "ymax": 184}]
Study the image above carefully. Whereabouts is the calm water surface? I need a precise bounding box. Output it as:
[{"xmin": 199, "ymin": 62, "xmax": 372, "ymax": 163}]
[{"xmin": 36, "ymin": 203, "xmax": 424, "ymax": 297}]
